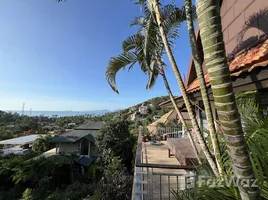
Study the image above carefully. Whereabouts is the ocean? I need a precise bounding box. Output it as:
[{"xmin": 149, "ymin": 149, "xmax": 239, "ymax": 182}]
[{"xmin": 4, "ymin": 110, "xmax": 111, "ymax": 117}]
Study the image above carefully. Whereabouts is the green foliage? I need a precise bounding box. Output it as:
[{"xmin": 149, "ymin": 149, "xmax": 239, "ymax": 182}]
[
  {"xmin": 32, "ymin": 136, "xmax": 54, "ymax": 154},
  {"xmin": 12, "ymin": 155, "xmax": 72, "ymax": 186},
  {"xmin": 96, "ymin": 119, "xmax": 135, "ymax": 172},
  {"xmin": 106, "ymin": 2, "xmax": 188, "ymax": 93},
  {"xmin": 0, "ymin": 126, "xmax": 13, "ymax": 140},
  {"xmin": 0, "ymin": 154, "xmax": 72, "ymax": 200},
  {"xmin": 173, "ymin": 91, "xmax": 268, "ymax": 199},
  {"xmin": 25, "ymin": 181, "xmax": 94, "ymax": 200},
  {"xmin": 22, "ymin": 188, "xmax": 34, "ymax": 200},
  {"xmin": 97, "ymin": 150, "xmax": 133, "ymax": 200}
]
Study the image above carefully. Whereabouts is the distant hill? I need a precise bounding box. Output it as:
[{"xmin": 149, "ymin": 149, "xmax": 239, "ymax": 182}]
[{"xmin": 116, "ymin": 95, "xmax": 171, "ymax": 124}]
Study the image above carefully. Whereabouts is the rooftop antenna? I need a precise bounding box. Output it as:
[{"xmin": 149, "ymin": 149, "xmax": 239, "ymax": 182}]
[
  {"xmin": 22, "ymin": 103, "xmax": 25, "ymax": 115},
  {"xmin": 30, "ymin": 108, "xmax": 32, "ymax": 116}
]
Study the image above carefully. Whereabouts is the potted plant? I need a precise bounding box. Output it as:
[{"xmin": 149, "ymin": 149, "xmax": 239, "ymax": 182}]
[
  {"xmin": 142, "ymin": 134, "xmax": 147, "ymax": 142},
  {"xmin": 146, "ymin": 134, "xmax": 151, "ymax": 141}
]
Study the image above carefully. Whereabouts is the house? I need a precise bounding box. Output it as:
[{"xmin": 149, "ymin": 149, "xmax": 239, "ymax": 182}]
[
  {"xmin": 159, "ymin": 0, "xmax": 268, "ymax": 132},
  {"xmin": 147, "ymin": 110, "xmax": 189, "ymax": 138},
  {"xmin": 138, "ymin": 103, "xmax": 149, "ymax": 115},
  {"xmin": 147, "ymin": 110, "xmax": 175, "ymax": 134},
  {"xmin": 50, "ymin": 121, "xmax": 105, "ymax": 167},
  {"xmin": 130, "ymin": 112, "xmax": 141, "ymax": 121},
  {"xmin": 0, "ymin": 135, "xmax": 42, "ymax": 156},
  {"xmin": 23, "ymin": 130, "xmax": 32, "ymax": 135},
  {"xmin": 67, "ymin": 122, "xmax": 76, "ymax": 128},
  {"xmin": 152, "ymin": 115, "xmax": 160, "ymax": 121}
]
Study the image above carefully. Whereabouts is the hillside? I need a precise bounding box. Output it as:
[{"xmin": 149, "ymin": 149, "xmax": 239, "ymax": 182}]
[{"xmin": 116, "ymin": 95, "xmax": 171, "ymax": 125}]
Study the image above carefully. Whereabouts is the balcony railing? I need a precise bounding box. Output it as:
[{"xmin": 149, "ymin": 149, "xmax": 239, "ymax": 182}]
[
  {"xmin": 156, "ymin": 127, "xmax": 186, "ymax": 139},
  {"xmin": 132, "ymin": 126, "xmax": 196, "ymax": 200}
]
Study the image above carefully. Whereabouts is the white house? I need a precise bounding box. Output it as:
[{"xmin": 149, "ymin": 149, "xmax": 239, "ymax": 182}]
[
  {"xmin": 130, "ymin": 112, "xmax": 141, "ymax": 121},
  {"xmin": 139, "ymin": 103, "xmax": 148, "ymax": 115},
  {"xmin": 153, "ymin": 115, "xmax": 160, "ymax": 121}
]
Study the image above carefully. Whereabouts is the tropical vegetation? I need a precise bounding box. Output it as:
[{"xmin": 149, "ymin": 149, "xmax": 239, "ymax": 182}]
[
  {"xmin": 0, "ymin": 117, "xmax": 136, "ymax": 200},
  {"xmin": 104, "ymin": 0, "xmax": 267, "ymax": 199}
]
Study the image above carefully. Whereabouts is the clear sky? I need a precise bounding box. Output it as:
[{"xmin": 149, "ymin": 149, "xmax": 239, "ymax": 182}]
[{"xmin": 0, "ymin": 0, "xmax": 192, "ymax": 111}]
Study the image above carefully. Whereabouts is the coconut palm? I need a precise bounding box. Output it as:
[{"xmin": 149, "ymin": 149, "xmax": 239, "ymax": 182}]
[
  {"xmin": 144, "ymin": 0, "xmax": 219, "ymax": 176},
  {"xmin": 106, "ymin": 5, "xmax": 200, "ymax": 159},
  {"xmin": 183, "ymin": 0, "xmax": 223, "ymax": 175},
  {"xmin": 195, "ymin": 0, "xmax": 259, "ymax": 199}
]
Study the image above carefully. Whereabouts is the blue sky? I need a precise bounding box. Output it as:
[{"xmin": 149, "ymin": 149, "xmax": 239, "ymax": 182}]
[{"xmin": 0, "ymin": 0, "xmax": 192, "ymax": 111}]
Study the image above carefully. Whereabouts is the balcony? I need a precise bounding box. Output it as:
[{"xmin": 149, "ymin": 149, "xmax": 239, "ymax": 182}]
[{"xmin": 132, "ymin": 126, "xmax": 197, "ymax": 200}]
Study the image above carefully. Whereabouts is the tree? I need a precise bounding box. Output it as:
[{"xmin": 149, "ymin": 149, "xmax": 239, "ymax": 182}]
[
  {"xmin": 173, "ymin": 92, "xmax": 268, "ymax": 199},
  {"xmin": 96, "ymin": 119, "xmax": 135, "ymax": 172},
  {"xmin": 0, "ymin": 126, "xmax": 13, "ymax": 140},
  {"xmin": 145, "ymin": 0, "xmax": 219, "ymax": 176},
  {"xmin": 106, "ymin": 4, "xmax": 199, "ymax": 159},
  {"xmin": 97, "ymin": 150, "xmax": 133, "ymax": 200},
  {"xmin": 183, "ymin": 0, "xmax": 223, "ymax": 175},
  {"xmin": 195, "ymin": 0, "xmax": 259, "ymax": 198},
  {"xmin": 32, "ymin": 136, "xmax": 54, "ymax": 154}
]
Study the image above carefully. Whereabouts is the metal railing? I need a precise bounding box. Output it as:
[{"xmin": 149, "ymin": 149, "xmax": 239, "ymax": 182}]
[
  {"xmin": 132, "ymin": 126, "xmax": 196, "ymax": 200},
  {"xmin": 148, "ymin": 170, "xmax": 195, "ymax": 200},
  {"xmin": 156, "ymin": 127, "xmax": 186, "ymax": 139}
]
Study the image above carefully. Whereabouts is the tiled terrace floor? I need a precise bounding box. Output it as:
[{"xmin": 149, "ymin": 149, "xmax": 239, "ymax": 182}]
[{"xmin": 141, "ymin": 141, "xmax": 189, "ymax": 200}]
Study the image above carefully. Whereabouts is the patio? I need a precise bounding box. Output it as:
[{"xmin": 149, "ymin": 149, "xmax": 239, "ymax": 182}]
[{"xmin": 136, "ymin": 141, "xmax": 194, "ymax": 200}]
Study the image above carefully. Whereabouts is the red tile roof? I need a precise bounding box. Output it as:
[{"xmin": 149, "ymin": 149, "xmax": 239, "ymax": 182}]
[{"xmin": 187, "ymin": 39, "xmax": 268, "ymax": 93}]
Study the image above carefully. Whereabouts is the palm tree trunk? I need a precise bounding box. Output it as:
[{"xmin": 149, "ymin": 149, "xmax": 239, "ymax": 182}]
[
  {"xmin": 158, "ymin": 61, "xmax": 200, "ymax": 163},
  {"xmin": 184, "ymin": 0, "xmax": 223, "ymax": 176},
  {"xmin": 196, "ymin": 0, "xmax": 259, "ymax": 199},
  {"xmin": 151, "ymin": 0, "xmax": 219, "ymax": 177}
]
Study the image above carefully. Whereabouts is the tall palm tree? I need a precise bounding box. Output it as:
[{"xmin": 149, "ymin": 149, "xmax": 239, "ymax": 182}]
[
  {"xmin": 183, "ymin": 0, "xmax": 223, "ymax": 175},
  {"xmin": 106, "ymin": 5, "xmax": 200, "ymax": 160},
  {"xmin": 146, "ymin": 0, "xmax": 219, "ymax": 177},
  {"xmin": 195, "ymin": 0, "xmax": 259, "ymax": 199},
  {"xmin": 173, "ymin": 92, "xmax": 268, "ymax": 199}
]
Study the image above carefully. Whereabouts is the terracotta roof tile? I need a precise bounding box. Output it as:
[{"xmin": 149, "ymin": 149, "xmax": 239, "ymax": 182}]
[{"xmin": 187, "ymin": 39, "xmax": 268, "ymax": 93}]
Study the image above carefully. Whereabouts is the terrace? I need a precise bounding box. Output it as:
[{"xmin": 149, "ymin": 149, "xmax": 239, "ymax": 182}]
[{"xmin": 132, "ymin": 126, "xmax": 197, "ymax": 200}]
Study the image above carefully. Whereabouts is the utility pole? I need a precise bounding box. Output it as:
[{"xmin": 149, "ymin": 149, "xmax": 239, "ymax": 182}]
[
  {"xmin": 22, "ymin": 103, "xmax": 25, "ymax": 115},
  {"xmin": 30, "ymin": 108, "xmax": 32, "ymax": 116}
]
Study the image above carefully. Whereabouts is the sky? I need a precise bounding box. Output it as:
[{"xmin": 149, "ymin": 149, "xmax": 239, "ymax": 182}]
[{"xmin": 0, "ymin": 0, "xmax": 192, "ymax": 111}]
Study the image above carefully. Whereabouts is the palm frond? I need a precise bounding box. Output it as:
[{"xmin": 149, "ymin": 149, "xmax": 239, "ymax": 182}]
[
  {"xmin": 130, "ymin": 16, "xmax": 146, "ymax": 27},
  {"xmin": 106, "ymin": 52, "xmax": 137, "ymax": 93},
  {"xmin": 146, "ymin": 60, "xmax": 159, "ymax": 90},
  {"xmin": 162, "ymin": 6, "xmax": 185, "ymax": 36},
  {"xmin": 122, "ymin": 35, "xmax": 138, "ymax": 52},
  {"xmin": 143, "ymin": 15, "xmax": 154, "ymax": 68}
]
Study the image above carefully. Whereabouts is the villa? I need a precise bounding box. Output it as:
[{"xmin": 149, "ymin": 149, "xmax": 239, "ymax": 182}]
[{"xmin": 50, "ymin": 121, "xmax": 105, "ymax": 167}]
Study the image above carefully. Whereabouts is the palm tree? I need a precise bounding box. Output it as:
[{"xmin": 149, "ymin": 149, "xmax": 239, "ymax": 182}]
[
  {"xmin": 146, "ymin": 0, "xmax": 219, "ymax": 177},
  {"xmin": 106, "ymin": 5, "xmax": 201, "ymax": 159},
  {"xmin": 195, "ymin": 0, "xmax": 259, "ymax": 199},
  {"xmin": 183, "ymin": 0, "xmax": 223, "ymax": 175},
  {"xmin": 173, "ymin": 92, "xmax": 268, "ymax": 199}
]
